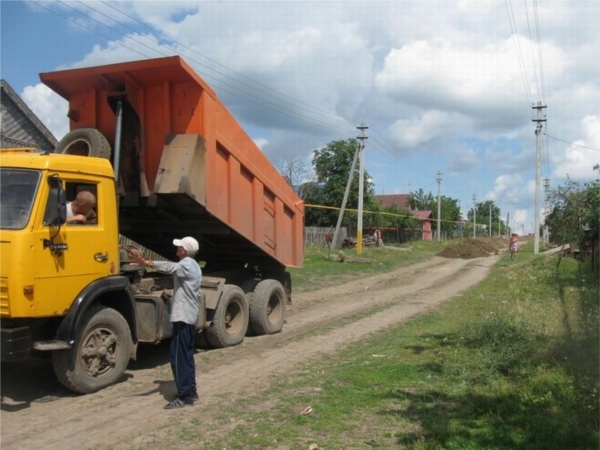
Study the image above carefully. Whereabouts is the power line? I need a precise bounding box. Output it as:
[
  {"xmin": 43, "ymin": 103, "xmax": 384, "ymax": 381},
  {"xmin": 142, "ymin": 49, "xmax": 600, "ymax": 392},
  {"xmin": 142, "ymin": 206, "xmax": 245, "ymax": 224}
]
[
  {"xmin": 505, "ymin": 0, "xmax": 535, "ymax": 116},
  {"xmin": 40, "ymin": 1, "xmax": 359, "ymax": 139},
  {"xmin": 544, "ymin": 133, "xmax": 600, "ymax": 152}
]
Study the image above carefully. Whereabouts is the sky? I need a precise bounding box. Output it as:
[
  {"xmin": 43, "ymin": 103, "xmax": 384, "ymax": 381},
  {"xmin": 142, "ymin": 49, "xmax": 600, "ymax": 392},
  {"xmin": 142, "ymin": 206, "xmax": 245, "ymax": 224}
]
[{"xmin": 1, "ymin": 0, "xmax": 599, "ymax": 235}]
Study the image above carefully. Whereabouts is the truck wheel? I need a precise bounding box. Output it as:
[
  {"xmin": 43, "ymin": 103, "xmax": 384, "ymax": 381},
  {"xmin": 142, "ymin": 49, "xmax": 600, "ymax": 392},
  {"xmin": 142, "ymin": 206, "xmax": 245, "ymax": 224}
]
[
  {"xmin": 250, "ymin": 280, "xmax": 286, "ymax": 335},
  {"xmin": 205, "ymin": 285, "xmax": 249, "ymax": 348},
  {"xmin": 52, "ymin": 305, "xmax": 131, "ymax": 394},
  {"xmin": 55, "ymin": 127, "xmax": 111, "ymax": 159},
  {"xmin": 240, "ymin": 279, "xmax": 259, "ymax": 336}
]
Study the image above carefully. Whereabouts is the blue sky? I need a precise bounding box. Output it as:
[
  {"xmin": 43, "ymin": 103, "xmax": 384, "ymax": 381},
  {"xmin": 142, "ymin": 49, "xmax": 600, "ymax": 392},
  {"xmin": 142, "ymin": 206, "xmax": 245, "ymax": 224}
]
[{"xmin": 2, "ymin": 0, "xmax": 599, "ymax": 235}]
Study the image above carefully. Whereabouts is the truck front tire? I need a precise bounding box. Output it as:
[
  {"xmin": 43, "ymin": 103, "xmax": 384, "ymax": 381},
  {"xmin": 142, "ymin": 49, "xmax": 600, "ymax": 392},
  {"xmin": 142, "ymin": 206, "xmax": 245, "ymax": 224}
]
[
  {"xmin": 52, "ymin": 305, "xmax": 131, "ymax": 394},
  {"xmin": 55, "ymin": 127, "xmax": 112, "ymax": 159},
  {"xmin": 205, "ymin": 285, "xmax": 249, "ymax": 348}
]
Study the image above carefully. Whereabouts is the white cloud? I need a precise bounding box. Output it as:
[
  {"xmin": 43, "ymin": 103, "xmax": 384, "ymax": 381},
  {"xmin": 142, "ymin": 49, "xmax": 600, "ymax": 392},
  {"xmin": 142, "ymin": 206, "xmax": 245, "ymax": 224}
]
[
  {"xmin": 550, "ymin": 114, "xmax": 600, "ymax": 181},
  {"xmin": 21, "ymin": 84, "xmax": 69, "ymax": 141},
  {"xmin": 387, "ymin": 110, "xmax": 468, "ymax": 149},
  {"xmin": 253, "ymin": 138, "xmax": 268, "ymax": 150},
  {"xmin": 447, "ymin": 146, "xmax": 480, "ymax": 174}
]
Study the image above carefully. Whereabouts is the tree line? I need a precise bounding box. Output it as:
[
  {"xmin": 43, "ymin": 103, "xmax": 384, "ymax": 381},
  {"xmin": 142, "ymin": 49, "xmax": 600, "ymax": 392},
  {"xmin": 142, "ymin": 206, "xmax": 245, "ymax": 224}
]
[{"xmin": 282, "ymin": 138, "xmax": 507, "ymax": 236}]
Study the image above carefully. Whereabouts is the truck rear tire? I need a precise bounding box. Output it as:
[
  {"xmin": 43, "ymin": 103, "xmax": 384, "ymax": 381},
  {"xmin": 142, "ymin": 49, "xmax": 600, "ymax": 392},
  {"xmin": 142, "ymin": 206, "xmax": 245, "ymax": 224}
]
[
  {"xmin": 55, "ymin": 127, "xmax": 112, "ymax": 159},
  {"xmin": 52, "ymin": 305, "xmax": 131, "ymax": 394},
  {"xmin": 205, "ymin": 285, "xmax": 249, "ymax": 348},
  {"xmin": 240, "ymin": 279, "xmax": 259, "ymax": 336},
  {"xmin": 250, "ymin": 279, "xmax": 286, "ymax": 335}
]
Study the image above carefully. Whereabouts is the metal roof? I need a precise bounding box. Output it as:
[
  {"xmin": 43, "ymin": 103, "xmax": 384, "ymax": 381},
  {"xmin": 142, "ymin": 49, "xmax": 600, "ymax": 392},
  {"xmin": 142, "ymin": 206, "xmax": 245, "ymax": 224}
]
[{"xmin": 0, "ymin": 79, "xmax": 58, "ymax": 152}]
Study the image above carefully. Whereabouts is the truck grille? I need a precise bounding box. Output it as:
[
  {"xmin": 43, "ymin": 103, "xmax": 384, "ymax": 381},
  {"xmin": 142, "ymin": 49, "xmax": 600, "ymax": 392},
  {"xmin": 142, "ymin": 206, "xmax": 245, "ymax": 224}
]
[{"xmin": 0, "ymin": 278, "xmax": 9, "ymax": 316}]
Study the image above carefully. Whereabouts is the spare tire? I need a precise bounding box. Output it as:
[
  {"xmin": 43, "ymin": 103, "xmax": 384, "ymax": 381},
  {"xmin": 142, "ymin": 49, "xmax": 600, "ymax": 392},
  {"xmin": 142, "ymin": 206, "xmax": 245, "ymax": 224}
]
[{"xmin": 55, "ymin": 127, "xmax": 111, "ymax": 159}]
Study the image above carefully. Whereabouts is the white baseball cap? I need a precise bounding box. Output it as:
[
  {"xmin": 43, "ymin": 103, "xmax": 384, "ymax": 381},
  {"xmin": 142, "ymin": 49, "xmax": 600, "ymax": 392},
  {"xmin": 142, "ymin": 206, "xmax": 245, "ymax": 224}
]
[{"xmin": 173, "ymin": 237, "xmax": 199, "ymax": 254}]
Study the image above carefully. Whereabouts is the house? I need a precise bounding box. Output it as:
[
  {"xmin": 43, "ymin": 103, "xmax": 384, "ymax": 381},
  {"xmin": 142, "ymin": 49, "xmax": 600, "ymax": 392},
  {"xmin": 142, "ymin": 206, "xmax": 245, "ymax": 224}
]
[
  {"xmin": 1, "ymin": 79, "xmax": 57, "ymax": 151},
  {"xmin": 375, "ymin": 193, "xmax": 434, "ymax": 241},
  {"xmin": 375, "ymin": 194, "xmax": 411, "ymax": 211}
]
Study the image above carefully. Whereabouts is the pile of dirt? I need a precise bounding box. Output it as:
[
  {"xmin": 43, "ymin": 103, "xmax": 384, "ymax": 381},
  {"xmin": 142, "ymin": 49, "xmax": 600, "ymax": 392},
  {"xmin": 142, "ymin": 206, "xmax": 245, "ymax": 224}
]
[{"xmin": 438, "ymin": 237, "xmax": 509, "ymax": 259}]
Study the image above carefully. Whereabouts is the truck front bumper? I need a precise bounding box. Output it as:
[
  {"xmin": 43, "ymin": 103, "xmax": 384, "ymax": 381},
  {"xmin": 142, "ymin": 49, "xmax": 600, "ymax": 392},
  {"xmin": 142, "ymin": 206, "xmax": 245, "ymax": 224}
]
[{"xmin": 1, "ymin": 326, "xmax": 32, "ymax": 361}]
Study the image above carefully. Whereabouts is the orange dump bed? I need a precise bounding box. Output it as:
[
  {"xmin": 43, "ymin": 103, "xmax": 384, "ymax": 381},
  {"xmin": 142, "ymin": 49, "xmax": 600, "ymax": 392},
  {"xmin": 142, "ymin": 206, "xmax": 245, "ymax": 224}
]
[{"xmin": 41, "ymin": 56, "xmax": 304, "ymax": 268}]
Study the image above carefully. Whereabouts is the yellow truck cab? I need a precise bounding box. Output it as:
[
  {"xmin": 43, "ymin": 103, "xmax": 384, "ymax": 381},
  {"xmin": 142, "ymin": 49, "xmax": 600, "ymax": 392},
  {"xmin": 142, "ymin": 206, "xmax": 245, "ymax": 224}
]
[{"xmin": 1, "ymin": 148, "xmax": 137, "ymax": 392}]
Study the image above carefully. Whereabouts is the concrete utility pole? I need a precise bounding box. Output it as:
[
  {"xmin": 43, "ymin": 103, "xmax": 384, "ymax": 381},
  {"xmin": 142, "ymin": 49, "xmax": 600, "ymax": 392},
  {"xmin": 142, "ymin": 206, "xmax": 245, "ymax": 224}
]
[
  {"xmin": 532, "ymin": 101, "xmax": 547, "ymax": 254},
  {"xmin": 472, "ymin": 194, "xmax": 477, "ymax": 238},
  {"xmin": 331, "ymin": 141, "xmax": 360, "ymax": 252},
  {"xmin": 543, "ymin": 177, "xmax": 550, "ymax": 244},
  {"xmin": 506, "ymin": 212, "xmax": 510, "ymax": 237},
  {"xmin": 356, "ymin": 123, "xmax": 368, "ymax": 255},
  {"xmin": 436, "ymin": 171, "xmax": 442, "ymax": 241},
  {"xmin": 489, "ymin": 203, "xmax": 492, "ymax": 237}
]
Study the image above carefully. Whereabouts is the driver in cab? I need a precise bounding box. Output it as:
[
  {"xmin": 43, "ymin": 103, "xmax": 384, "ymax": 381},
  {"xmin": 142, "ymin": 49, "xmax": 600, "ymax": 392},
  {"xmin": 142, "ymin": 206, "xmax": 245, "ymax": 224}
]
[{"xmin": 66, "ymin": 191, "xmax": 97, "ymax": 224}]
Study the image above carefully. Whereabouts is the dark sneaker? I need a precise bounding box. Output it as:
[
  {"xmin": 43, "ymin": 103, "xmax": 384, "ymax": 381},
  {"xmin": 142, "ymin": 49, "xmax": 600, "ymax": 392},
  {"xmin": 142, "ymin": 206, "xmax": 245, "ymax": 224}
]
[
  {"xmin": 164, "ymin": 397, "xmax": 193, "ymax": 410},
  {"xmin": 188, "ymin": 390, "xmax": 199, "ymax": 402}
]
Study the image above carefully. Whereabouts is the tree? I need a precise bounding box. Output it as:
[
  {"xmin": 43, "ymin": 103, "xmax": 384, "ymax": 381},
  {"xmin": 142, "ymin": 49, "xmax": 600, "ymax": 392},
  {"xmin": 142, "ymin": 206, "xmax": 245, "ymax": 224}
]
[
  {"xmin": 467, "ymin": 200, "xmax": 501, "ymax": 223},
  {"xmin": 302, "ymin": 138, "xmax": 378, "ymax": 227},
  {"xmin": 410, "ymin": 188, "xmax": 462, "ymax": 233},
  {"xmin": 546, "ymin": 165, "xmax": 600, "ymax": 250},
  {"xmin": 279, "ymin": 154, "xmax": 312, "ymax": 200}
]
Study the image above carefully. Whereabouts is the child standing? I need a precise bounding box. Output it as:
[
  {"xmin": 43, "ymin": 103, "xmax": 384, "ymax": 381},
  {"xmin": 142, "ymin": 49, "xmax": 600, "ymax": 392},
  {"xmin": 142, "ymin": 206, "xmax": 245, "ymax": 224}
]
[{"xmin": 510, "ymin": 234, "xmax": 518, "ymax": 260}]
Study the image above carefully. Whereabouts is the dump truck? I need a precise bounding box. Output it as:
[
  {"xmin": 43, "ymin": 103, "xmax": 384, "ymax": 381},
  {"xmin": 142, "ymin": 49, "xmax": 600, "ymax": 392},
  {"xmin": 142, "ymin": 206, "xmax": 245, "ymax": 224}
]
[{"xmin": 0, "ymin": 56, "xmax": 304, "ymax": 394}]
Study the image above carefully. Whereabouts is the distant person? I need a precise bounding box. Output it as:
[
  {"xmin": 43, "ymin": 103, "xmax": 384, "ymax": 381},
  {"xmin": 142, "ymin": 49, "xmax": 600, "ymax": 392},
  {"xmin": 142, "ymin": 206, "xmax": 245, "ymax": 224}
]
[
  {"xmin": 325, "ymin": 230, "xmax": 333, "ymax": 249},
  {"xmin": 374, "ymin": 229, "xmax": 384, "ymax": 247},
  {"xmin": 66, "ymin": 191, "xmax": 97, "ymax": 224},
  {"xmin": 128, "ymin": 237, "xmax": 202, "ymax": 409},
  {"xmin": 510, "ymin": 233, "xmax": 518, "ymax": 260}
]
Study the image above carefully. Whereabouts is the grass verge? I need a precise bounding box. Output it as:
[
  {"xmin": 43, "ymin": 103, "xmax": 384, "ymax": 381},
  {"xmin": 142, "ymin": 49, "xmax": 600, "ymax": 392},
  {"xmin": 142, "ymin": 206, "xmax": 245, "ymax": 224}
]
[
  {"xmin": 192, "ymin": 243, "xmax": 599, "ymax": 450},
  {"xmin": 290, "ymin": 240, "xmax": 455, "ymax": 292}
]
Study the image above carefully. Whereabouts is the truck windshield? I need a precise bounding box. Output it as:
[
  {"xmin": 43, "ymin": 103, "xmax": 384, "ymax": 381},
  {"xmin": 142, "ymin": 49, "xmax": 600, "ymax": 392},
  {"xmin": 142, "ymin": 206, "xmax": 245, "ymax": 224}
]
[{"xmin": 0, "ymin": 169, "xmax": 41, "ymax": 230}]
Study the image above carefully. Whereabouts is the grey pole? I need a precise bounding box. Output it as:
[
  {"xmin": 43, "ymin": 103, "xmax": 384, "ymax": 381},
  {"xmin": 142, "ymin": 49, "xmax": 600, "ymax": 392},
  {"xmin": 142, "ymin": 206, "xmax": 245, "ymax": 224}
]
[
  {"xmin": 472, "ymin": 194, "xmax": 477, "ymax": 238},
  {"xmin": 331, "ymin": 141, "xmax": 360, "ymax": 251},
  {"xmin": 436, "ymin": 171, "xmax": 442, "ymax": 241},
  {"xmin": 532, "ymin": 101, "xmax": 547, "ymax": 254}
]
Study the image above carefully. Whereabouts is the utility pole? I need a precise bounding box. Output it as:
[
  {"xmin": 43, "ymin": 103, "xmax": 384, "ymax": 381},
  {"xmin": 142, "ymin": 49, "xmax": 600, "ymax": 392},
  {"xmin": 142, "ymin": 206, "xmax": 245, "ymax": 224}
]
[
  {"xmin": 543, "ymin": 177, "xmax": 550, "ymax": 244},
  {"xmin": 356, "ymin": 123, "xmax": 368, "ymax": 255},
  {"xmin": 506, "ymin": 212, "xmax": 510, "ymax": 237},
  {"xmin": 489, "ymin": 203, "xmax": 492, "ymax": 237},
  {"xmin": 436, "ymin": 171, "xmax": 442, "ymax": 241},
  {"xmin": 532, "ymin": 101, "xmax": 547, "ymax": 254},
  {"xmin": 331, "ymin": 141, "xmax": 360, "ymax": 252},
  {"xmin": 472, "ymin": 194, "xmax": 477, "ymax": 238}
]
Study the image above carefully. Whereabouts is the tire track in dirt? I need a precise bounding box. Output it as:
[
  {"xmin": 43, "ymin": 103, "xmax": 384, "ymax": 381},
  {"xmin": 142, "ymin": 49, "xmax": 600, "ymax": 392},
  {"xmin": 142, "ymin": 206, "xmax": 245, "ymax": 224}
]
[{"xmin": 0, "ymin": 255, "xmax": 499, "ymax": 450}]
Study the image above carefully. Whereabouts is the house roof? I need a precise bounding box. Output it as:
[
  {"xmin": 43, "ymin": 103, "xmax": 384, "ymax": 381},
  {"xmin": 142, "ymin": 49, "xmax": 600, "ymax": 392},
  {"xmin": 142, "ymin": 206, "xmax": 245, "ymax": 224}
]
[
  {"xmin": 413, "ymin": 210, "xmax": 433, "ymax": 220},
  {"xmin": 1, "ymin": 79, "xmax": 58, "ymax": 151},
  {"xmin": 375, "ymin": 194, "xmax": 412, "ymax": 211}
]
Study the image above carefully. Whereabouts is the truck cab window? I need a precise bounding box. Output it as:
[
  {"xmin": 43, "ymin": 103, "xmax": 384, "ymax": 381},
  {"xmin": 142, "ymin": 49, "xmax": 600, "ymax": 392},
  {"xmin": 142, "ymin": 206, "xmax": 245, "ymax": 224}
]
[{"xmin": 0, "ymin": 168, "xmax": 40, "ymax": 230}]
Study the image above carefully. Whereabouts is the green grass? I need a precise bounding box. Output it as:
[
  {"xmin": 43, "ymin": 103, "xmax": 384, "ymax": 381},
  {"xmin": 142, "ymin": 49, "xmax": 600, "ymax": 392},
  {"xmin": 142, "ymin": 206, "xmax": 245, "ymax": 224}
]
[
  {"xmin": 290, "ymin": 240, "xmax": 455, "ymax": 292},
  {"xmin": 198, "ymin": 242, "xmax": 599, "ymax": 450}
]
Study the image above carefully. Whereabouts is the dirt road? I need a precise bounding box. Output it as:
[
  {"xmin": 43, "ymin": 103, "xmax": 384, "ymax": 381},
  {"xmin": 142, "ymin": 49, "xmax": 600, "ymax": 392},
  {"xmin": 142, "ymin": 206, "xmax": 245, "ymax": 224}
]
[{"xmin": 0, "ymin": 253, "xmax": 501, "ymax": 449}]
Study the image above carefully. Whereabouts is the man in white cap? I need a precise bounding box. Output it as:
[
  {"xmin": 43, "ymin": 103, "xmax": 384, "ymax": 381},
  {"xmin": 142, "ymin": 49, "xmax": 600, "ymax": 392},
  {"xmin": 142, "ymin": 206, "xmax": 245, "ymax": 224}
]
[{"xmin": 128, "ymin": 237, "xmax": 202, "ymax": 409}]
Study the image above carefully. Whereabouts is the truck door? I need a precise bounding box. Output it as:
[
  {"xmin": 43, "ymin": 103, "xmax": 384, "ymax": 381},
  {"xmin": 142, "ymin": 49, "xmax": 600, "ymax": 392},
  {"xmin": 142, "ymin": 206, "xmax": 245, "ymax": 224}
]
[{"xmin": 31, "ymin": 179, "xmax": 112, "ymax": 318}]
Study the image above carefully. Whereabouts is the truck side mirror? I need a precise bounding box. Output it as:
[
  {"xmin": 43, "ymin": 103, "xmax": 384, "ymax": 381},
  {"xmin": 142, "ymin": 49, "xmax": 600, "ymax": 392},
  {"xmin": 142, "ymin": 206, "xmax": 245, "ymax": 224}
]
[{"xmin": 43, "ymin": 175, "xmax": 67, "ymax": 226}]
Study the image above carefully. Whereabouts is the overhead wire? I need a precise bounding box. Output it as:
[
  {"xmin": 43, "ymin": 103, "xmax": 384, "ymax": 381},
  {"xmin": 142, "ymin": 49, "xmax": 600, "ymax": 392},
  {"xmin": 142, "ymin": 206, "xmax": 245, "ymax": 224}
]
[
  {"xmin": 543, "ymin": 134, "xmax": 600, "ymax": 152},
  {"xmin": 98, "ymin": 1, "xmax": 452, "ymax": 189},
  {"xmin": 523, "ymin": 0, "xmax": 541, "ymax": 101},
  {"xmin": 34, "ymin": 0, "xmax": 476, "ymax": 203},
  {"xmin": 505, "ymin": 0, "xmax": 535, "ymax": 117},
  {"xmin": 50, "ymin": 1, "xmax": 359, "ymax": 138},
  {"xmin": 98, "ymin": 1, "xmax": 357, "ymax": 129}
]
